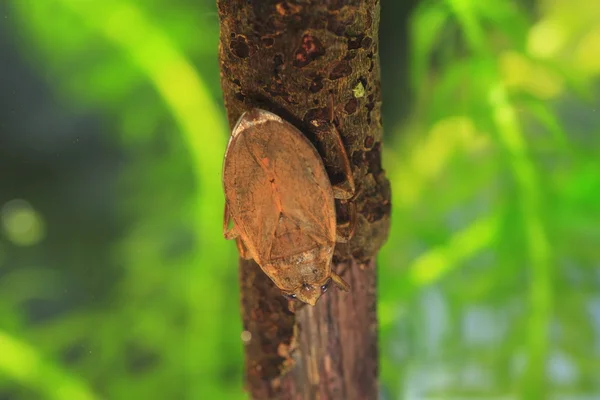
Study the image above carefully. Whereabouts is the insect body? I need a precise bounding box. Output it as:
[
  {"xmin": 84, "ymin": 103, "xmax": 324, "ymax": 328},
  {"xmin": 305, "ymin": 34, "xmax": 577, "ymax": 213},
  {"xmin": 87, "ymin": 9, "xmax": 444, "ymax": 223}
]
[{"xmin": 222, "ymin": 109, "xmax": 355, "ymax": 306}]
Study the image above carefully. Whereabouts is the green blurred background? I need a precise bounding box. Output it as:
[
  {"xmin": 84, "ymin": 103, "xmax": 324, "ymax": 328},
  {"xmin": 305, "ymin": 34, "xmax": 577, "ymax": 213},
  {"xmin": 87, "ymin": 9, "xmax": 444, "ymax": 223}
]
[{"xmin": 0, "ymin": 0, "xmax": 599, "ymax": 399}]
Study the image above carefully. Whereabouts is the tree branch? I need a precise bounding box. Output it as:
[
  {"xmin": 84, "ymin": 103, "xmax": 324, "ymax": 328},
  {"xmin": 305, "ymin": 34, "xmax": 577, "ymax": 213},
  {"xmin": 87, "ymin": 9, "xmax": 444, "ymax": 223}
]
[{"xmin": 217, "ymin": 1, "xmax": 390, "ymax": 399}]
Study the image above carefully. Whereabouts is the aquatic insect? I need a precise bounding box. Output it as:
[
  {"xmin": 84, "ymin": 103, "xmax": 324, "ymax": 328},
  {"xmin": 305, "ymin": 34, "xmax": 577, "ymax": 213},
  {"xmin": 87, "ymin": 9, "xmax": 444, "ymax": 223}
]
[{"xmin": 222, "ymin": 108, "xmax": 356, "ymax": 306}]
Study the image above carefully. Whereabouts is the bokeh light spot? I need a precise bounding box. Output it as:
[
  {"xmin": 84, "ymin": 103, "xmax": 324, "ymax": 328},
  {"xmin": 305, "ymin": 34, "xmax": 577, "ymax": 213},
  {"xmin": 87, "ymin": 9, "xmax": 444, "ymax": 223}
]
[
  {"xmin": 1, "ymin": 199, "xmax": 46, "ymax": 247},
  {"xmin": 500, "ymin": 51, "xmax": 564, "ymax": 99},
  {"xmin": 527, "ymin": 19, "xmax": 566, "ymax": 59},
  {"xmin": 575, "ymin": 27, "xmax": 600, "ymax": 75}
]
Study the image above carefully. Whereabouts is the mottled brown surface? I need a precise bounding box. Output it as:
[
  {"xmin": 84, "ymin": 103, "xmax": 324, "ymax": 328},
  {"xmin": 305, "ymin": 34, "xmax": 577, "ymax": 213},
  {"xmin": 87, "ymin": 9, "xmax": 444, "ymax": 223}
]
[{"xmin": 217, "ymin": 1, "xmax": 390, "ymax": 399}]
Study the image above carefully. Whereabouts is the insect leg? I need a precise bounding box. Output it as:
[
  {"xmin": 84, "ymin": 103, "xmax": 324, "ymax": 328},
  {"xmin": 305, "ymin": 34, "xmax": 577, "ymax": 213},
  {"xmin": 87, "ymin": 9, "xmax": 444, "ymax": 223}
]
[
  {"xmin": 223, "ymin": 202, "xmax": 239, "ymax": 240},
  {"xmin": 330, "ymin": 270, "xmax": 350, "ymax": 292},
  {"xmin": 330, "ymin": 124, "xmax": 356, "ymax": 200},
  {"xmin": 235, "ymin": 237, "xmax": 252, "ymax": 260},
  {"xmin": 328, "ymin": 102, "xmax": 359, "ymax": 241},
  {"xmin": 336, "ymin": 200, "xmax": 357, "ymax": 243},
  {"xmin": 327, "ymin": 93, "xmax": 356, "ymax": 200}
]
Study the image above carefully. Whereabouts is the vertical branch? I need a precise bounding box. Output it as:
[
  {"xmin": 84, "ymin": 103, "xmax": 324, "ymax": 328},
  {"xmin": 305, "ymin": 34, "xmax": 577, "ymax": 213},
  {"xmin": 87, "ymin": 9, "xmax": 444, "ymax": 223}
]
[{"xmin": 217, "ymin": 1, "xmax": 391, "ymax": 399}]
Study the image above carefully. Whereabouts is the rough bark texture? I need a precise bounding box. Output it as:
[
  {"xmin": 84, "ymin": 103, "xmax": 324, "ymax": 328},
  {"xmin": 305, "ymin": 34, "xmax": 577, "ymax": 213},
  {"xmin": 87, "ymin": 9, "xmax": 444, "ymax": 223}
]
[{"xmin": 217, "ymin": 1, "xmax": 391, "ymax": 399}]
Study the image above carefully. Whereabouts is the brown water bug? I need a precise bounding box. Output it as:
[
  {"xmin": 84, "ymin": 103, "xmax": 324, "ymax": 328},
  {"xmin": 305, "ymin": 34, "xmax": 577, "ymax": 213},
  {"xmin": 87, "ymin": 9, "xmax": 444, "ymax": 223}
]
[{"xmin": 222, "ymin": 108, "xmax": 356, "ymax": 306}]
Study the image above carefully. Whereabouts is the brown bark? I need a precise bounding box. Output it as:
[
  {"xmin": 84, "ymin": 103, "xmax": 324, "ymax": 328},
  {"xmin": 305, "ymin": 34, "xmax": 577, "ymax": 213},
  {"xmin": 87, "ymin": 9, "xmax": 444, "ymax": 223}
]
[{"xmin": 217, "ymin": 1, "xmax": 391, "ymax": 399}]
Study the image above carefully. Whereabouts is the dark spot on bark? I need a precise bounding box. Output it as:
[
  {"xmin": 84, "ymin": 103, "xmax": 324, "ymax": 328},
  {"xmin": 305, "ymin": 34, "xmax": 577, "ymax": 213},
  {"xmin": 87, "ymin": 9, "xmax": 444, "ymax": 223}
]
[
  {"xmin": 366, "ymin": 98, "xmax": 375, "ymax": 124},
  {"xmin": 309, "ymin": 77, "xmax": 324, "ymax": 93},
  {"xmin": 347, "ymin": 35, "xmax": 364, "ymax": 50},
  {"xmin": 364, "ymin": 136, "xmax": 375, "ymax": 149},
  {"xmin": 252, "ymin": 22, "xmax": 265, "ymax": 34},
  {"xmin": 261, "ymin": 36, "xmax": 275, "ymax": 47},
  {"xmin": 352, "ymin": 249, "xmax": 366, "ymax": 261},
  {"xmin": 367, "ymin": 51, "xmax": 374, "ymax": 72},
  {"xmin": 336, "ymin": 200, "xmax": 353, "ymax": 224},
  {"xmin": 230, "ymin": 35, "xmax": 250, "ymax": 58},
  {"xmin": 366, "ymin": 198, "xmax": 390, "ymax": 223},
  {"xmin": 365, "ymin": 143, "xmax": 382, "ymax": 175},
  {"xmin": 274, "ymin": 53, "xmax": 284, "ymax": 66},
  {"xmin": 327, "ymin": 15, "xmax": 346, "ymax": 36},
  {"xmin": 313, "ymin": 98, "xmax": 319, "ymax": 105},
  {"xmin": 230, "ymin": 32, "xmax": 236, "ymax": 38},
  {"xmin": 344, "ymin": 50, "xmax": 357, "ymax": 60},
  {"xmin": 235, "ymin": 92, "xmax": 245, "ymax": 102},
  {"xmin": 273, "ymin": 53, "xmax": 284, "ymax": 76},
  {"xmin": 351, "ymin": 150, "xmax": 365, "ymax": 167},
  {"xmin": 293, "ymin": 34, "xmax": 325, "ymax": 68},
  {"xmin": 233, "ymin": 79, "xmax": 241, "ymax": 87},
  {"xmin": 329, "ymin": 61, "xmax": 352, "ymax": 80},
  {"xmin": 344, "ymin": 98, "xmax": 358, "ymax": 114},
  {"xmin": 358, "ymin": 77, "xmax": 368, "ymax": 91},
  {"xmin": 362, "ymin": 37, "xmax": 373, "ymax": 49}
]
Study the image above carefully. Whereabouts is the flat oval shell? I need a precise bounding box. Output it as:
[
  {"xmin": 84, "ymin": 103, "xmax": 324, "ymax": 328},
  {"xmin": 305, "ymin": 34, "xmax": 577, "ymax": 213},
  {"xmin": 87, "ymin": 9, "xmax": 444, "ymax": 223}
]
[{"xmin": 223, "ymin": 109, "xmax": 336, "ymax": 285}]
